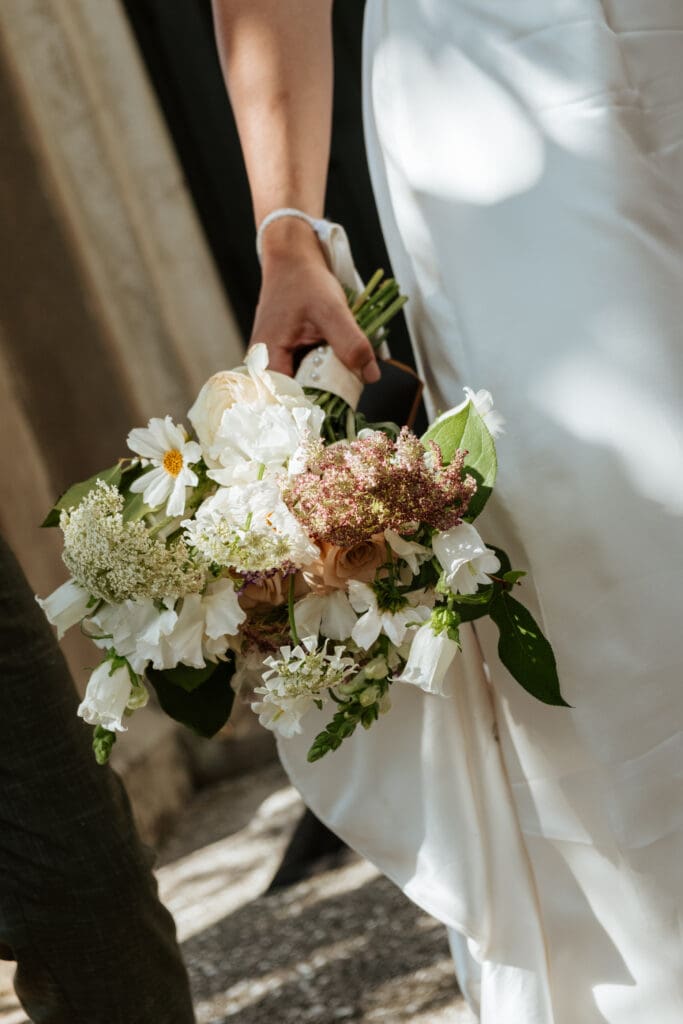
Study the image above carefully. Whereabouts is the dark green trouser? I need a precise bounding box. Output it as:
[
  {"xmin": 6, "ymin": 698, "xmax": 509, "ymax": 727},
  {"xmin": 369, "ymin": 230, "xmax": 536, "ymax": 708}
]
[{"xmin": 0, "ymin": 536, "xmax": 195, "ymax": 1024}]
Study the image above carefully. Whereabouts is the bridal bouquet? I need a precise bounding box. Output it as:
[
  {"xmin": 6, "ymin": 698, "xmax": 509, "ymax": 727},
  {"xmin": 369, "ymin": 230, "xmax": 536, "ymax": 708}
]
[{"xmin": 38, "ymin": 272, "xmax": 565, "ymax": 765}]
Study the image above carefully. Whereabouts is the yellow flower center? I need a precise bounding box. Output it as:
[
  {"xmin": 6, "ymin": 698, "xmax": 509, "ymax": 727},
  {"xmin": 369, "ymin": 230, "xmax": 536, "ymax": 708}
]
[{"xmin": 163, "ymin": 448, "xmax": 184, "ymax": 477}]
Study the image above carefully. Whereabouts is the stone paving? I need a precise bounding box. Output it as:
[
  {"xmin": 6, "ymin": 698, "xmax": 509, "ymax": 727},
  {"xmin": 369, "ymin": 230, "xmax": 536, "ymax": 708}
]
[{"xmin": 0, "ymin": 761, "xmax": 474, "ymax": 1023}]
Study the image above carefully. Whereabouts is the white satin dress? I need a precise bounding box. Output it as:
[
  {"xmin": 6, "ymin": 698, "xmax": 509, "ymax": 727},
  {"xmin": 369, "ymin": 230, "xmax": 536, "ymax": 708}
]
[{"xmin": 278, "ymin": 3, "xmax": 683, "ymax": 1022}]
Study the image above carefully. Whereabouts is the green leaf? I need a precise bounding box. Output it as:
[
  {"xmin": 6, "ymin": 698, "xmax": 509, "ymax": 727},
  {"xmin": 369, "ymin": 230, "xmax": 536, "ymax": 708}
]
[
  {"xmin": 146, "ymin": 657, "xmax": 236, "ymax": 738},
  {"xmin": 421, "ymin": 402, "xmax": 497, "ymax": 519},
  {"xmin": 42, "ymin": 461, "xmax": 131, "ymax": 527},
  {"xmin": 489, "ymin": 593, "xmax": 569, "ymax": 707},
  {"xmin": 154, "ymin": 662, "xmax": 220, "ymax": 693},
  {"xmin": 503, "ymin": 570, "xmax": 527, "ymax": 585}
]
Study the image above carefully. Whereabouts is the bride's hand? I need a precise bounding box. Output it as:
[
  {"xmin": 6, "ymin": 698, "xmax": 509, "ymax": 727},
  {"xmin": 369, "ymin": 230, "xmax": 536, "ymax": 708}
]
[{"xmin": 250, "ymin": 217, "xmax": 381, "ymax": 382}]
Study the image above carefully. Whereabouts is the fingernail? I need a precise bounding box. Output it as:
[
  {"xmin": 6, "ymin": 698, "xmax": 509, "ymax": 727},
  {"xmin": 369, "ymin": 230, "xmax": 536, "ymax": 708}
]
[{"xmin": 363, "ymin": 361, "xmax": 381, "ymax": 384}]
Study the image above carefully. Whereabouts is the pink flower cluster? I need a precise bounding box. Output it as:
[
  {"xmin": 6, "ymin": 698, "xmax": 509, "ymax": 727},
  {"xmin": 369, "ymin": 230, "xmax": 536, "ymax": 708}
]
[{"xmin": 284, "ymin": 428, "xmax": 476, "ymax": 548}]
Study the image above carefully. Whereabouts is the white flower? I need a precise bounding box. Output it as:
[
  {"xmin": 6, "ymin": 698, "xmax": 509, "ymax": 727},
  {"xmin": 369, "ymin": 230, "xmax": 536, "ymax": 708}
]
[
  {"xmin": 208, "ymin": 402, "xmax": 324, "ymax": 485},
  {"xmin": 432, "ymin": 522, "xmax": 501, "ymax": 595},
  {"xmin": 189, "ymin": 344, "xmax": 316, "ymax": 467},
  {"xmin": 89, "ymin": 597, "xmax": 178, "ymax": 674},
  {"xmin": 144, "ymin": 579, "xmax": 246, "ymax": 671},
  {"xmin": 184, "ymin": 480, "xmax": 318, "ymax": 573},
  {"xmin": 463, "ymin": 387, "xmax": 506, "ymax": 437},
  {"xmin": 251, "ymin": 635, "xmax": 357, "ymax": 737},
  {"xmin": 294, "ymin": 590, "xmax": 357, "ymax": 641},
  {"xmin": 432, "ymin": 387, "xmax": 505, "ymax": 438},
  {"xmin": 347, "ymin": 581, "xmax": 432, "ymax": 650},
  {"xmin": 127, "ymin": 415, "xmax": 202, "ymax": 516},
  {"xmin": 77, "ymin": 661, "xmax": 134, "ymax": 732},
  {"xmin": 36, "ymin": 579, "xmax": 92, "ymax": 639},
  {"xmin": 251, "ymin": 692, "xmax": 316, "ymax": 738},
  {"xmin": 394, "ymin": 621, "xmax": 460, "ymax": 696},
  {"xmin": 384, "ymin": 530, "xmax": 432, "ymax": 576}
]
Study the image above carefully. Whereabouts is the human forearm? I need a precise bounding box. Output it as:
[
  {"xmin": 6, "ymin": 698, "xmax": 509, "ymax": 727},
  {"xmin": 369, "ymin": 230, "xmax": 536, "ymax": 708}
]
[
  {"xmin": 211, "ymin": 0, "xmax": 380, "ymax": 381},
  {"xmin": 211, "ymin": 0, "xmax": 333, "ymax": 235}
]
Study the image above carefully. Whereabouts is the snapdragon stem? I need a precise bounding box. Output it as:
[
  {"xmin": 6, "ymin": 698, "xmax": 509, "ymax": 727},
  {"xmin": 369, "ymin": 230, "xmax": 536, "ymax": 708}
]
[
  {"xmin": 288, "ymin": 573, "xmax": 300, "ymax": 645},
  {"xmin": 363, "ymin": 295, "xmax": 409, "ymax": 338},
  {"xmin": 351, "ymin": 268, "xmax": 385, "ymax": 313}
]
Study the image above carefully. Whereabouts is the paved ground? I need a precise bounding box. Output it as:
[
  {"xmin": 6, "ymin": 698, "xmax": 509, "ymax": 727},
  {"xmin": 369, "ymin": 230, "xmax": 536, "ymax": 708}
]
[{"xmin": 1, "ymin": 762, "xmax": 474, "ymax": 1023}]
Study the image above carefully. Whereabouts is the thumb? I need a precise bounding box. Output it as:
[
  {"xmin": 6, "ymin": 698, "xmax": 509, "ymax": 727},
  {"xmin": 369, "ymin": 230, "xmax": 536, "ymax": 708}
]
[{"xmin": 324, "ymin": 302, "xmax": 381, "ymax": 384}]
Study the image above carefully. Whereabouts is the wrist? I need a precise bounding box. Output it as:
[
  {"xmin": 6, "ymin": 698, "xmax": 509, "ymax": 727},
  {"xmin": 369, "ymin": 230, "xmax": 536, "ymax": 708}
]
[{"xmin": 259, "ymin": 212, "xmax": 326, "ymax": 268}]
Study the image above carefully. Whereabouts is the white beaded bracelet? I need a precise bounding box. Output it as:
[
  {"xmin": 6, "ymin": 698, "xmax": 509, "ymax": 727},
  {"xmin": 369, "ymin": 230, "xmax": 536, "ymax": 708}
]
[{"xmin": 255, "ymin": 207, "xmax": 328, "ymax": 261}]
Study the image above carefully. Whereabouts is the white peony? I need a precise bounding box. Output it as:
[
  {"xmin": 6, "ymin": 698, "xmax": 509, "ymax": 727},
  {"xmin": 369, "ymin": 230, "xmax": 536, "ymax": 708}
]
[
  {"xmin": 190, "ymin": 344, "xmax": 324, "ymax": 475},
  {"xmin": 208, "ymin": 402, "xmax": 325, "ymax": 485},
  {"xmin": 77, "ymin": 661, "xmax": 136, "ymax": 732},
  {"xmin": 394, "ymin": 621, "xmax": 459, "ymax": 696},
  {"xmin": 127, "ymin": 415, "xmax": 202, "ymax": 516},
  {"xmin": 36, "ymin": 578, "xmax": 92, "ymax": 639},
  {"xmin": 432, "ymin": 522, "xmax": 501, "ymax": 595},
  {"xmin": 347, "ymin": 581, "xmax": 432, "ymax": 650}
]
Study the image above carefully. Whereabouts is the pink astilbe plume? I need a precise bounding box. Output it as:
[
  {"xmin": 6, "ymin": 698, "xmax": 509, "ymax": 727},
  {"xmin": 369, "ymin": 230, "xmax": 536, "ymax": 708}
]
[{"xmin": 283, "ymin": 428, "xmax": 477, "ymax": 548}]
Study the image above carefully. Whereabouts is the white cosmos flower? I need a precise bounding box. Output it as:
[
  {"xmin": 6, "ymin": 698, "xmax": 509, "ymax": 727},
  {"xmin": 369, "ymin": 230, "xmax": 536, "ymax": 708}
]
[
  {"xmin": 77, "ymin": 661, "xmax": 135, "ymax": 732},
  {"xmin": 347, "ymin": 581, "xmax": 432, "ymax": 650},
  {"xmin": 384, "ymin": 530, "xmax": 432, "ymax": 576},
  {"xmin": 293, "ymin": 590, "xmax": 358, "ymax": 642},
  {"xmin": 432, "ymin": 522, "xmax": 501, "ymax": 596},
  {"xmin": 394, "ymin": 621, "xmax": 459, "ymax": 697},
  {"xmin": 36, "ymin": 578, "xmax": 92, "ymax": 639},
  {"xmin": 127, "ymin": 415, "xmax": 202, "ymax": 516}
]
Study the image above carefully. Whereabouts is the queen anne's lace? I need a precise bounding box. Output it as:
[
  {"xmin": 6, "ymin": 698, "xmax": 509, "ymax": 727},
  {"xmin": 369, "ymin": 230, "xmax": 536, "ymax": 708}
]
[{"xmin": 60, "ymin": 481, "xmax": 204, "ymax": 602}]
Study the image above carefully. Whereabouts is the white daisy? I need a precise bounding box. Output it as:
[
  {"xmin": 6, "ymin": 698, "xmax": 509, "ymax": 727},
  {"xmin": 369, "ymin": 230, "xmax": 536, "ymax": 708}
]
[{"xmin": 127, "ymin": 415, "xmax": 201, "ymax": 516}]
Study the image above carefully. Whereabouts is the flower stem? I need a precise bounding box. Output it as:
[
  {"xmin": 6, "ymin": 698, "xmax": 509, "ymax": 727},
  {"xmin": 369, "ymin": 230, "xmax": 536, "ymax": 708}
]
[{"xmin": 288, "ymin": 573, "xmax": 300, "ymax": 645}]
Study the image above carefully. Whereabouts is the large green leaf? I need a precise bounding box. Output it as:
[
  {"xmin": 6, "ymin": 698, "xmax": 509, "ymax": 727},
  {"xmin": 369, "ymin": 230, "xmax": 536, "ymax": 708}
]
[
  {"xmin": 146, "ymin": 657, "xmax": 236, "ymax": 738},
  {"xmin": 489, "ymin": 593, "xmax": 569, "ymax": 707},
  {"xmin": 421, "ymin": 402, "xmax": 497, "ymax": 519},
  {"xmin": 42, "ymin": 462, "xmax": 131, "ymax": 527}
]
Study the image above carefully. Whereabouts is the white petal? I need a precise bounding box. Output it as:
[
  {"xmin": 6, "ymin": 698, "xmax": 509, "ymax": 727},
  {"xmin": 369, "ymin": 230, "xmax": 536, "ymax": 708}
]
[
  {"xmin": 293, "ymin": 593, "xmax": 324, "ymax": 639},
  {"xmin": 166, "ymin": 476, "xmax": 188, "ymax": 517},
  {"xmin": 395, "ymin": 623, "xmax": 459, "ymax": 696},
  {"xmin": 127, "ymin": 424, "xmax": 166, "ymax": 460},
  {"xmin": 320, "ymin": 590, "xmax": 358, "ymax": 641},
  {"xmin": 77, "ymin": 662, "xmax": 131, "ymax": 732},
  {"xmin": 131, "ymin": 466, "xmax": 172, "ymax": 508},
  {"xmin": 182, "ymin": 440, "xmax": 203, "ymax": 465},
  {"xmin": 203, "ymin": 578, "xmax": 246, "ymax": 639},
  {"xmin": 351, "ymin": 608, "xmax": 382, "ymax": 650},
  {"xmin": 347, "ymin": 580, "xmax": 375, "ymax": 615},
  {"xmin": 36, "ymin": 579, "xmax": 91, "ymax": 639}
]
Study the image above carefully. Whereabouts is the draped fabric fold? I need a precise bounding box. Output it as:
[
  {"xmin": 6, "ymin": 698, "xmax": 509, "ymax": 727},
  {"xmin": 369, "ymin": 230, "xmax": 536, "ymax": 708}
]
[{"xmin": 279, "ymin": 2, "xmax": 683, "ymax": 1021}]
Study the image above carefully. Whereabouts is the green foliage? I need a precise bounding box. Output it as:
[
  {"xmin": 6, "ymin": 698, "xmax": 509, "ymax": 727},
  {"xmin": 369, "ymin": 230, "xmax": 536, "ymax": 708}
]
[
  {"xmin": 93, "ymin": 725, "xmax": 117, "ymax": 766},
  {"xmin": 489, "ymin": 593, "xmax": 569, "ymax": 707},
  {"xmin": 307, "ymin": 678, "xmax": 389, "ymax": 762},
  {"xmin": 42, "ymin": 463, "xmax": 124, "ymax": 527},
  {"xmin": 421, "ymin": 402, "xmax": 497, "ymax": 519},
  {"xmin": 146, "ymin": 657, "xmax": 236, "ymax": 738}
]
